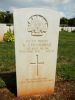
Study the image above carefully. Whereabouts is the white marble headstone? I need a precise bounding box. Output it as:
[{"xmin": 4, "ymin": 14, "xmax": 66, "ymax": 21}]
[{"xmin": 14, "ymin": 8, "xmax": 60, "ymax": 96}]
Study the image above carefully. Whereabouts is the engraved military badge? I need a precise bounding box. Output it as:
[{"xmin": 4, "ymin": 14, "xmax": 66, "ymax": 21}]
[{"xmin": 27, "ymin": 15, "xmax": 48, "ymax": 36}]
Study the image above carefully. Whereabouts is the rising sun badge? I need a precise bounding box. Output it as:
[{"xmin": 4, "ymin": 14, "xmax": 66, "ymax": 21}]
[{"xmin": 27, "ymin": 15, "xmax": 48, "ymax": 36}]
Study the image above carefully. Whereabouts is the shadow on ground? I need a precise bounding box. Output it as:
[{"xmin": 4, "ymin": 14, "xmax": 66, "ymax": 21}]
[{"xmin": 0, "ymin": 72, "xmax": 17, "ymax": 95}]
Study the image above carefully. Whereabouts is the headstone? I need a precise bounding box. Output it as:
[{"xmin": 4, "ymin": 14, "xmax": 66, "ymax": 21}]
[
  {"xmin": 0, "ymin": 24, "xmax": 7, "ymax": 34},
  {"xmin": 14, "ymin": 8, "xmax": 60, "ymax": 96}
]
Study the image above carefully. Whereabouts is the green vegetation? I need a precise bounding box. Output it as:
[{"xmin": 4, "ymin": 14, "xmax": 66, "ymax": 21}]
[
  {"xmin": 57, "ymin": 31, "xmax": 75, "ymax": 80},
  {"xmin": 0, "ymin": 42, "xmax": 15, "ymax": 72},
  {"xmin": 60, "ymin": 17, "xmax": 75, "ymax": 27},
  {"xmin": 3, "ymin": 29, "xmax": 14, "ymax": 42},
  {"xmin": 0, "ymin": 11, "xmax": 13, "ymax": 24},
  {"xmin": 0, "ymin": 78, "xmax": 6, "ymax": 87},
  {"xmin": 0, "ymin": 31, "xmax": 75, "ymax": 87},
  {"xmin": 71, "ymin": 30, "xmax": 75, "ymax": 33}
]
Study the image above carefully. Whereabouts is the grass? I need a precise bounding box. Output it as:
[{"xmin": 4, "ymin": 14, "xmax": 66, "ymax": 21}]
[
  {"xmin": 57, "ymin": 31, "xmax": 75, "ymax": 80},
  {"xmin": 0, "ymin": 31, "xmax": 75, "ymax": 87},
  {"xmin": 0, "ymin": 42, "xmax": 15, "ymax": 72}
]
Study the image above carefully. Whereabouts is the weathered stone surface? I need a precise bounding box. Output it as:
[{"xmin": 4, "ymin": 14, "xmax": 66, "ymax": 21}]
[{"xmin": 14, "ymin": 8, "xmax": 60, "ymax": 96}]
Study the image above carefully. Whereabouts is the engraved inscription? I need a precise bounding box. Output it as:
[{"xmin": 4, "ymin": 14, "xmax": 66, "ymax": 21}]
[
  {"xmin": 20, "ymin": 78, "xmax": 52, "ymax": 83},
  {"xmin": 19, "ymin": 40, "xmax": 54, "ymax": 53}
]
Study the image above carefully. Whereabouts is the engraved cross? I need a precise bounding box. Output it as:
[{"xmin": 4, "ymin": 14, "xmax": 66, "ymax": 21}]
[{"xmin": 30, "ymin": 55, "xmax": 44, "ymax": 76}]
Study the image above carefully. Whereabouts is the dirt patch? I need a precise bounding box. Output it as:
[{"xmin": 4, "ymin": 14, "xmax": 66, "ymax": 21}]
[{"xmin": 0, "ymin": 80, "xmax": 75, "ymax": 100}]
